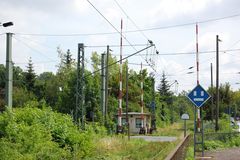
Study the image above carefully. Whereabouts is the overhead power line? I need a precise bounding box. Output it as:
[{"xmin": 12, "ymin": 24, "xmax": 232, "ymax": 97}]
[
  {"xmin": 131, "ymin": 13, "xmax": 240, "ymax": 32},
  {"xmin": 14, "ymin": 60, "xmax": 57, "ymax": 65},
  {"xmin": 12, "ymin": 13, "xmax": 240, "ymax": 37},
  {"xmin": 85, "ymin": 45, "xmax": 154, "ymax": 78},
  {"xmin": 112, "ymin": 0, "xmax": 158, "ymax": 71},
  {"xmin": 13, "ymin": 36, "xmax": 56, "ymax": 62},
  {"xmin": 114, "ymin": 48, "xmax": 240, "ymax": 56},
  {"xmin": 113, "ymin": 0, "xmax": 149, "ymax": 40},
  {"xmin": 86, "ymin": 0, "xmax": 156, "ymax": 72},
  {"xmin": 86, "ymin": 0, "xmax": 139, "ymax": 51},
  {"xmin": 85, "ymin": 44, "xmax": 147, "ymax": 48},
  {"xmin": 128, "ymin": 62, "xmax": 149, "ymax": 66}
]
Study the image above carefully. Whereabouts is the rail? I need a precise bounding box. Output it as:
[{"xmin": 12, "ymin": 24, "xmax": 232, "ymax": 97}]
[{"xmin": 165, "ymin": 134, "xmax": 192, "ymax": 160}]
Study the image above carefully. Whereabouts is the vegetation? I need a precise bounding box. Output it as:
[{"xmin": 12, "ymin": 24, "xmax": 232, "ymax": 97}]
[
  {"xmin": 0, "ymin": 102, "xmax": 94, "ymax": 159},
  {"xmin": 1, "ymin": 48, "xmax": 240, "ymax": 159},
  {"xmin": 0, "ymin": 49, "xmax": 197, "ymax": 125}
]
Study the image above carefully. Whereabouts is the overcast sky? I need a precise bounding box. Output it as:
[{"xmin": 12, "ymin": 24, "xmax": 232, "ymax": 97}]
[{"xmin": 0, "ymin": 0, "xmax": 240, "ymax": 93}]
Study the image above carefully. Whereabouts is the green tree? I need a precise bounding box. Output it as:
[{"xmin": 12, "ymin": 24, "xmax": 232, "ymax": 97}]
[
  {"xmin": 157, "ymin": 72, "xmax": 174, "ymax": 123},
  {"xmin": 24, "ymin": 57, "xmax": 36, "ymax": 92},
  {"xmin": 64, "ymin": 49, "xmax": 74, "ymax": 68},
  {"xmin": 157, "ymin": 72, "xmax": 172, "ymax": 103},
  {"xmin": 57, "ymin": 47, "xmax": 75, "ymax": 72}
]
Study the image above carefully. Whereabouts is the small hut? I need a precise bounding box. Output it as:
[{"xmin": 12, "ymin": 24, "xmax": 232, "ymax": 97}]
[{"xmin": 121, "ymin": 112, "xmax": 151, "ymax": 134}]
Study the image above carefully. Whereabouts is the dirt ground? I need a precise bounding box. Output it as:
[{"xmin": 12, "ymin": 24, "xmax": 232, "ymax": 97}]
[{"xmin": 204, "ymin": 148, "xmax": 240, "ymax": 160}]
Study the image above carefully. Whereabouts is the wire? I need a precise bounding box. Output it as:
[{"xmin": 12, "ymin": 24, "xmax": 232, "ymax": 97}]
[
  {"xmin": 14, "ymin": 60, "xmax": 57, "ymax": 65},
  {"xmin": 86, "ymin": 0, "xmax": 156, "ymax": 72},
  {"xmin": 113, "ymin": 48, "xmax": 240, "ymax": 56},
  {"xmin": 85, "ymin": 45, "xmax": 154, "ymax": 78},
  {"xmin": 128, "ymin": 62, "xmax": 149, "ymax": 66},
  {"xmin": 13, "ymin": 13, "xmax": 240, "ymax": 36},
  {"xmin": 15, "ymin": 35, "xmax": 57, "ymax": 50},
  {"xmin": 13, "ymin": 36, "xmax": 56, "ymax": 62},
  {"xmin": 14, "ymin": 31, "xmax": 118, "ymax": 37},
  {"xmin": 131, "ymin": 13, "xmax": 240, "ymax": 32},
  {"xmin": 113, "ymin": 0, "xmax": 149, "ymax": 40},
  {"xmin": 85, "ymin": 44, "xmax": 147, "ymax": 48},
  {"xmin": 228, "ymin": 39, "xmax": 240, "ymax": 49}
]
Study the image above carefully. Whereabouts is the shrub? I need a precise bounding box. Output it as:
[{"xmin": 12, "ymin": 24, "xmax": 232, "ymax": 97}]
[
  {"xmin": 204, "ymin": 140, "xmax": 226, "ymax": 150},
  {"xmin": 0, "ymin": 104, "xmax": 94, "ymax": 159}
]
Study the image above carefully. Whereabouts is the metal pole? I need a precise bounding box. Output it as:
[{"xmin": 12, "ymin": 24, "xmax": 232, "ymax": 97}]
[
  {"xmin": 5, "ymin": 33, "xmax": 13, "ymax": 109},
  {"xmin": 194, "ymin": 106, "xmax": 196, "ymax": 157},
  {"xmin": 126, "ymin": 64, "xmax": 130, "ymax": 140},
  {"xmin": 201, "ymin": 105, "xmax": 204, "ymax": 157},
  {"xmin": 140, "ymin": 62, "xmax": 144, "ymax": 129},
  {"xmin": 118, "ymin": 19, "xmax": 123, "ymax": 133},
  {"xmin": 151, "ymin": 75, "xmax": 156, "ymax": 130},
  {"xmin": 81, "ymin": 43, "xmax": 85, "ymax": 129},
  {"xmin": 211, "ymin": 63, "xmax": 214, "ymax": 122},
  {"xmin": 184, "ymin": 120, "xmax": 186, "ymax": 137},
  {"xmin": 101, "ymin": 53, "xmax": 106, "ymax": 122},
  {"xmin": 75, "ymin": 45, "xmax": 80, "ymax": 122},
  {"xmin": 216, "ymin": 35, "xmax": 219, "ymax": 131},
  {"xmin": 105, "ymin": 45, "xmax": 109, "ymax": 124},
  {"xmin": 196, "ymin": 24, "xmax": 200, "ymax": 132},
  {"xmin": 76, "ymin": 43, "xmax": 85, "ymax": 129}
]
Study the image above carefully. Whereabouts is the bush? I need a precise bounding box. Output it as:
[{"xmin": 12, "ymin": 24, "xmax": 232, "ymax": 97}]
[
  {"xmin": 185, "ymin": 146, "xmax": 194, "ymax": 160},
  {"xmin": 219, "ymin": 113, "xmax": 232, "ymax": 132},
  {"xmin": 0, "ymin": 104, "xmax": 94, "ymax": 159},
  {"xmin": 229, "ymin": 135, "xmax": 240, "ymax": 147},
  {"xmin": 204, "ymin": 140, "xmax": 226, "ymax": 150}
]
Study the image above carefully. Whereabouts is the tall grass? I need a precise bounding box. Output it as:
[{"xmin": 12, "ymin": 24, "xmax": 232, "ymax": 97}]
[{"xmin": 91, "ymin": 135, "xmax": 180, "ymax": 160}]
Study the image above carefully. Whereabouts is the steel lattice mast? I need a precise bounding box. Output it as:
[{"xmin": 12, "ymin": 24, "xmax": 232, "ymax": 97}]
[{"xmin": 76, "ymin": 43, "xmax": 85, "ymax": 129}]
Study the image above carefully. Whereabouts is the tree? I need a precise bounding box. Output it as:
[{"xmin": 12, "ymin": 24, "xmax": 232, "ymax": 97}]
[
  {"xmin": 157, "ymin": 72, "xmax": 172, "ymax": 104},
  {"xmin": 24, "ymin": 57, "xmax": 36, "ymax": 92},
  {"xmin": 64, "ymin": 49, "xmax": 74, "ymax": 67},
  {"xmin": 205, "ymin": 82, "xmax": 235, "ymax": 121},
  {"xmin": 157, "ymin": 72, "xmax": 174, "ymax": 123},
  {"xmin": 57, "ymin": 47, "xmax": 75, "ymax": 72}
]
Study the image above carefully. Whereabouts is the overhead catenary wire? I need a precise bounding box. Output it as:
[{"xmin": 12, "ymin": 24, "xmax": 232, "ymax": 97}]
[
  {"xmin": 14, "ymin": 34, "xmax": 57, "ymax": 50},
  {"xmin": 12, "ymin": 48, "xmax": 240, "ymax": 65},
  {"xmin": 85, "ymin": 45, "xmax": 154, "ymax": 78},
  {"xmin": 114, "ymin": 48, "xmax": 240, "ymax": 56},
  {"xmin": 14, "ymin": 60, "xmax": 57, "ymax": 65},
  {"xmin": 13, "ymin": 36, "xmax": 56, "ymax": 62},
  {"xmin": 113, "ymin": 0, "xmax": 149, "ymax": 41},
  {"xmin": 113, "ymin": 0, "xmax": 159, "ymax": 69},
  {"xmin": 85, "ymin": 44, "xmax": 147, "ymax": 48},
  {"xmin": 12, "ymin": 13, "xmax": 240, "ymax": 37},
  {"xmin": 128, "ymin": 62, "xmax": 149, "ymax": 66},
  {"xmin": 86, "ymin": 0, "xmax": 156, "ymax": 72}
]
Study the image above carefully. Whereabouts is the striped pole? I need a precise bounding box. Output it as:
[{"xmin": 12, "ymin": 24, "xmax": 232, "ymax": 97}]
[
  {"xmin": 118, "ymin": 19, "xmax": 123, "ymax": 130},
  {"xmin": 141, "ymin": 62, "xmax": 144, "ymax": 128},
  {"xmin": 196, "ymin": 23, "xmax": 201, "ymax": 132}
]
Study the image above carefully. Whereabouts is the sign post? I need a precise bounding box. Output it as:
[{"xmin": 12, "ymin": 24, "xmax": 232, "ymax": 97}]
[
  {"xmin": 181, "ymin": 113, "xmax": 190, "ymax": 137},
  {"xmin": 187, "ymin": 84, "xmax": 210, "ymax": 157}
]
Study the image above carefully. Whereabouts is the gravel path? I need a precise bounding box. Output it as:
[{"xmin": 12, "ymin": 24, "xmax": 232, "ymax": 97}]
[{"xmin": 204, "ymin": 148, "xmax": 240, "ymax": 160}]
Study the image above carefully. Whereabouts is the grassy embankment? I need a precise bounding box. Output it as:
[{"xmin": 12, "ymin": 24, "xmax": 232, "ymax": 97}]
[{"xmin": 91, "ymin": 123, "xmax": 184, "ymax": 160}]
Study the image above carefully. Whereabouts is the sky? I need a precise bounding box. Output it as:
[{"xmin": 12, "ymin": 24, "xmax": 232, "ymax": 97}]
[{"xmin": 0, "ymin": 0, "xmax": 240, "ymax": 93}]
